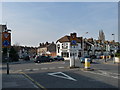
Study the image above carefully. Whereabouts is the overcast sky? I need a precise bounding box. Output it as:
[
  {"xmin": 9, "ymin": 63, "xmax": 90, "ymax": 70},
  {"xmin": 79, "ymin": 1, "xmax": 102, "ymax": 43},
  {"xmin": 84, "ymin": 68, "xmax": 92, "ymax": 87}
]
[{"xmin": 1, "ymin": 2, "xmax": 118, "ymax": 47}]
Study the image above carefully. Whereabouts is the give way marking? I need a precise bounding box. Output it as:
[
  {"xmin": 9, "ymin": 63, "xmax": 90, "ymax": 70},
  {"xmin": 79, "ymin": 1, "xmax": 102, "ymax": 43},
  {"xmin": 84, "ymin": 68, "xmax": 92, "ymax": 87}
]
[{"xmin": 48, "ymin": 72, "xmax": 77, "ymax": 81}]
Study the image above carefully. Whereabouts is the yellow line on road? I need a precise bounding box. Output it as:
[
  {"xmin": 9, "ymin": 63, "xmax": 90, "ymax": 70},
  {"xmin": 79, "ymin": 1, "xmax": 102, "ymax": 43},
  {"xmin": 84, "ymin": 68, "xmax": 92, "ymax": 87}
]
[{"xmin": 20, "ymin": 72, "xmax": 47, "ymax": 90}]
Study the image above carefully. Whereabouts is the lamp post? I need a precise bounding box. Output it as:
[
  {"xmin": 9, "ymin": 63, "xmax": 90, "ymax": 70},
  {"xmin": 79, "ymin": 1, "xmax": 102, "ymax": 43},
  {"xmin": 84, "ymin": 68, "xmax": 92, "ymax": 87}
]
[
  {"xmin": 82, "ymin": 32, "xmax": 88, "ymax": 57},
  {"xmin": 112, "ymin": 34, "xmax": 115, "ymax": 64}
]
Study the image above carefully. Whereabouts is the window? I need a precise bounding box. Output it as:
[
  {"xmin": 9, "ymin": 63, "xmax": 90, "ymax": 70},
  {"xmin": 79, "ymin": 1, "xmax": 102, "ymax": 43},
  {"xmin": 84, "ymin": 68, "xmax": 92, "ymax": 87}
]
[
  {"xmin": 62, "ymin": 43, "xmax": 68, "ymax": 49},
  {"xmin": 61, "ymin": 52, "xmax": 69, "ymax": 58},
  {"xmin": 57, "ymin": 44, "xmax": 60, "ymax": 53}
]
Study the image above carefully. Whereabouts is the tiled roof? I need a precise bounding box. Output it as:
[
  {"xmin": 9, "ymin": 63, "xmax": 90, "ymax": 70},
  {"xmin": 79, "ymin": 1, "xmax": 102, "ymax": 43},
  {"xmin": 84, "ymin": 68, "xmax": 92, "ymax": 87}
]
[
  {"xmin": 57, "ymin": 35, "xmax": 82, "ymax": 43},
  {"xmin": 57, "ymin": 35, "xmax": 70, "ymax": 43}
]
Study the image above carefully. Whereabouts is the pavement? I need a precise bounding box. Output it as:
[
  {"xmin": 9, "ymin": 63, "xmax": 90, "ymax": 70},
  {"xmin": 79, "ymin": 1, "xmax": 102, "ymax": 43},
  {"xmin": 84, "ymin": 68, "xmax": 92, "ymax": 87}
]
[{"xmin": 2, "ymin": 71, "xmax": 41, "ymax": 89}]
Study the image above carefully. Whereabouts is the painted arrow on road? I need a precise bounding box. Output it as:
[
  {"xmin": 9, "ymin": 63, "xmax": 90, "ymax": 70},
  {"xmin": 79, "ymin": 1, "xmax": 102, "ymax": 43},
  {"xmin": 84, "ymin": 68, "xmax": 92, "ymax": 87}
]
[{"xmin": 48, "ymin": 72, "xmax": 77, "ymax": 81}]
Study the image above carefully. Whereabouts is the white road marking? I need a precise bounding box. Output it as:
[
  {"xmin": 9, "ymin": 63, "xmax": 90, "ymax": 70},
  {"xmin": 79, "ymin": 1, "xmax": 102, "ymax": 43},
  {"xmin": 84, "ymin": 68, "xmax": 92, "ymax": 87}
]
[
  {"xmin": 98, "ymin": 70, "xmax": 119, "ymax": 76},
  {"xmin": 33, "ymin": 68, "xmax": 39, "ymax": 71},
  {"xmin": 58, "ymin": 67, "xmax": 64, "ymax": 69},
  {"xmin": 49, "ymin": 67, "xmax": 55, "ymax": 69},
  {"xmin": 41, "ymin": 68, "xmax": 48, "ymax": 70},
  {"xmin": 62, "ymin": 62, "xmax": 65, "ymax": 64},
  {"xmin": 48, "ymin": 72, "xmax": 77, "ymax": 81},
  {"xmin": 25, "ymin": 69, "xmax": 31, "ymax": 71},
  {"xmin": 35, "ymin": 63, "xmax": 41, "ymax": 65},
  {"xmin": 82, "ymin": 70, "xmax": 120, "ymax": 79},
  {"xmin": 17, "ymin": 70, "xmax": 22, "ymax": 72}
]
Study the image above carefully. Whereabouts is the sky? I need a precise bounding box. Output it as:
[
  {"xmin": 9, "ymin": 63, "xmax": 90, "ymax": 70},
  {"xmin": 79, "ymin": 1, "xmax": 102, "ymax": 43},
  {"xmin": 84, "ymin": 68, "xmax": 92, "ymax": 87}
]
[{"xmin": 1, "ymin": 2, "xmax": 118, "ymax": 47}]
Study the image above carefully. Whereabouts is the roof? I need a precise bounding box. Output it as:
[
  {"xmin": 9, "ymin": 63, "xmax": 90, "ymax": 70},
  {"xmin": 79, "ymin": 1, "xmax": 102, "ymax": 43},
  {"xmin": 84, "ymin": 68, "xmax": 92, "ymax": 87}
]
[
  {"xmin": 56, "ymin": 35, "xmax": 82, "ymax": 43},
  {"xmin": 56, "ymin": 35, "xmax": 70, "ymax": 43}
]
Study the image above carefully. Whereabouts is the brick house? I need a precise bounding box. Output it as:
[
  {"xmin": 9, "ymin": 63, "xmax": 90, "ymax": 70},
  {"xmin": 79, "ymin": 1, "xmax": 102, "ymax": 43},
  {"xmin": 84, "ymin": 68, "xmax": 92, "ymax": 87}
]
[{"xmin": 37, "ymin": 42, "xmax": 56, "ymax": 57}]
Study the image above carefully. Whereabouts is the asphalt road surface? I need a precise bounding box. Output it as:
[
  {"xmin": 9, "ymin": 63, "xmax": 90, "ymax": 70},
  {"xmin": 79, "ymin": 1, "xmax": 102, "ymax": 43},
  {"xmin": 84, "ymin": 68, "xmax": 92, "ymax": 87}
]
[{"xmin": 2, "ymin": 59, "xmax": 120, "ymax": 89}]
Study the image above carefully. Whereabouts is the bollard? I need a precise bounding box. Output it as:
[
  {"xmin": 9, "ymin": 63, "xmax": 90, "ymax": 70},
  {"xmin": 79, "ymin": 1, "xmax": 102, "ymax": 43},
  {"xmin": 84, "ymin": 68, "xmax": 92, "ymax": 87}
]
[
  {"xmin": 109, "ymin": 55, "xmax": 111, "ymax": 59},
  {"xmin": 70, "ymin": 57, "xmax": 75, "ymax": 68},
  {"xmin": 85, "ymin": 58, "xmax": 90, "ymax": 69},
  {"xmin": 81, "ymin": 58, "xmax": 94, "ymax": 71},
  {"xmin": 102, "ymin": 56, "xmax": 105, "ymax": 59}
]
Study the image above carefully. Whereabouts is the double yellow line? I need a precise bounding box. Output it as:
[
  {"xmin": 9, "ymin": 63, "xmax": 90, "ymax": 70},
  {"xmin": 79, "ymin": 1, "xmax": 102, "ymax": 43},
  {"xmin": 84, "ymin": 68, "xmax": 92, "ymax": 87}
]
[{"xmin": 20, "ymin": 72, "xmax": 47, "ymax": 90}]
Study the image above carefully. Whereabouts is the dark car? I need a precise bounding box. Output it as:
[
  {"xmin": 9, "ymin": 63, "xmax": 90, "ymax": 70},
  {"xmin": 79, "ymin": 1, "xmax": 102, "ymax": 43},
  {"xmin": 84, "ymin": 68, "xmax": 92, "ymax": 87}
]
[
  {"xmin": 23, "ymin": 56, "xmax": 30, "ymax": 61},
  {"xmin": 46, "ymin": 56, "xmax": 54, "ymax": 62},
  {"xmin": 34, "ymin": 56, "xmax": 54, "ymax": 63},
  {"xmin": 54, "ymin": 56, "xmax": 64, "ymax": 61},
  {"xmin": 90, "ymin": 55, "xmax": 96, "ymax": 59}
]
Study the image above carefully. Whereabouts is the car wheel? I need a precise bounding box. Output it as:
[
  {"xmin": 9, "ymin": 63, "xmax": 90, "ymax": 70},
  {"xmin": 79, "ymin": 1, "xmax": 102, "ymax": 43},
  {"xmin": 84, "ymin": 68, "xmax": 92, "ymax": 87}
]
[{"xmin": 50, "ymin": 60, "xmax": 52, "ymax": 62}]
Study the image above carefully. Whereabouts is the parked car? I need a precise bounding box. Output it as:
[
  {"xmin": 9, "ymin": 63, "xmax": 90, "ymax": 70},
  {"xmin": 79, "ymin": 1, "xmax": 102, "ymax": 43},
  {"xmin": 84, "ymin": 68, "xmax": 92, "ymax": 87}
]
[
  {"xmin": 90, "ymin": 55, "xmax": 96, "ymax": 59},
  {"xmin": 80, "ymin": 56, "xmax": 92, "ymax": 63},
  {"xmin": 34, "ymin": 56, "xmax": 54, "ymax": 63},
  {"xmin": 54, "ymin": 56, "xmax": 64, "ymax": 61},
  {"xmin": 46, "ymin": 56, "xmax": 54, "ymax": 62},
  {"xmin": 23, "ymin": 56, "xmax": 30, "ymax": 61}
]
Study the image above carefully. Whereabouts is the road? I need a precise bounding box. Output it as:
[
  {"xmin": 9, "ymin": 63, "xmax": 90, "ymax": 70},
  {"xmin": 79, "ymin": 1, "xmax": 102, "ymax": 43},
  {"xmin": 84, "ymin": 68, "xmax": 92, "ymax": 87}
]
[{"xmin": 2, "ymin": 59, "xmax": 120, "ymax": 89}]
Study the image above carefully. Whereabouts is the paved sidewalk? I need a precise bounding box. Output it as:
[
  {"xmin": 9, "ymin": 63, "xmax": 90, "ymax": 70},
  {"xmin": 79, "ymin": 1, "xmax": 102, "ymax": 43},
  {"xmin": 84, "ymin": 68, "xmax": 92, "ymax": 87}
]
[{"xmin": 2, "ymin": 72, "xmax": 40, "ymax": 89}]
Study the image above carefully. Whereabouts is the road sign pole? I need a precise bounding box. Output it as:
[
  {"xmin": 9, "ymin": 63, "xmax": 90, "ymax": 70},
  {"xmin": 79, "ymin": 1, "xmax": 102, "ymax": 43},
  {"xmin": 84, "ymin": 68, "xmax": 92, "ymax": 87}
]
[
  {"xmin": 73, "ymin": 46, "xmax": 75, "ymax": 67},
  {"xmin": 7, "ymin": 49, "xmax": 9, "ymax": 75},
  {"xmin": 2, "ymin": 29, "xmax": 11, "ymax": 74}
]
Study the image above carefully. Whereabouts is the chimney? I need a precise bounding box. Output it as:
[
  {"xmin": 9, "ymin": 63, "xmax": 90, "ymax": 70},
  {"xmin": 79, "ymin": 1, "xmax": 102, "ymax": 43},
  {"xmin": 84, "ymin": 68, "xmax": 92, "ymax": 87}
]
[
  {"xmin": 45, "ymin": 42, "xmax": 49, "ymax": 45},
  {"xmin": 39, "ymin": 43, "xmax": 42, "ymax": 46},
  {"xmin": 70, "ymin": 32, "xmax": 77, "ymax": 39}
]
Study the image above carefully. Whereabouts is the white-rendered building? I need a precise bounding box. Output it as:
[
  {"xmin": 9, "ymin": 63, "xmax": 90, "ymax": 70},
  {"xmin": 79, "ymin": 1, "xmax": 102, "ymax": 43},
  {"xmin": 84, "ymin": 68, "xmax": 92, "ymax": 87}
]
[{"xmin": 56, "ymin": 33, "xmax": 82, "ymax": 60}]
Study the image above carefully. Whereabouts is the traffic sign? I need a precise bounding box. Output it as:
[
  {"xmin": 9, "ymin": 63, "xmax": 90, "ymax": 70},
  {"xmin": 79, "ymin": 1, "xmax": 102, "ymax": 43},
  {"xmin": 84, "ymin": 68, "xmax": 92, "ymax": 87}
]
[
  {"xmin": 71, "ymin": 40, "xmax": 77, "ymax": 45},
  {"xmin": 3, "ymin": 40, "xmax": 10, "ymax": 46},
  {"xmin": 2, "ymin": 32, "xmax": 11, "ymax": 48}
]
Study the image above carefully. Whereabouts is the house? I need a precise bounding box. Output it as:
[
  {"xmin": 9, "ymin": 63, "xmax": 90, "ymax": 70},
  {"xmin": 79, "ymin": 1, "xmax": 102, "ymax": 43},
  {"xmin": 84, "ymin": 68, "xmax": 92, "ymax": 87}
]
[
  {"xmin": 37, "ymin": 42, "xmax": 56, "ymax": 57},
  {"xmin": 17, "ymin": 46, "xmax": 37, "ymax": 59},
  {"xmin": 56, "ymin": 33, "xmax": 82, "ymax": 60}
]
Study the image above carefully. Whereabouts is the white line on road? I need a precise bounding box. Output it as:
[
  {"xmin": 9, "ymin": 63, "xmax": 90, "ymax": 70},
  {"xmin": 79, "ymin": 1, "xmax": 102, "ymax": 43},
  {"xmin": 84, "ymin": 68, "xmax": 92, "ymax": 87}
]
[
  {"xmin": 17, "ymin": 70, "xmax": 22, "ymax": 72},
  {"xmin": 62, "ymin": 62, "xmax": 65, "ymax": 64},
  {"xmin": 82, "ymin": 70, "xmax": 120, "ymax": 79},
  {"xmin": 33, "ymin": 68, "xmax": 39, "ymax": 71},
  {"xmin": 25, "ymin": 69, "xmax": 31, "ymax": 71},
  {"xmin": 98, "ymin": 70, "xmax": 119, "ymax": 76},
  {"xmin": 41, "ymin": 68, "xmax": 48, "ymax": 70},
  {"xmin": 48, "ymin": 72, "xmax": 77, "ymax": 81},
  {"xmin": 49, "ymin": 67, "xmax": 55, "ymax": 69},
  {"xmin": 58, "ymin": 67, "xmax": 65, "ymax": 69}
]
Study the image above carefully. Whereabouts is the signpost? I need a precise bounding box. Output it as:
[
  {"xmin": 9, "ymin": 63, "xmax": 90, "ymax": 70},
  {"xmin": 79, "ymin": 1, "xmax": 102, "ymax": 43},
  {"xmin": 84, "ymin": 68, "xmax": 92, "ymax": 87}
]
[
  {"xmin": 2, "ymin": 31, "xmax": 11, "ymax": 74},
  {"xmin": 70, "ymin": 33, "xmax": 77, "ymax": 68},
  {"xmin": 2, "ymin": 32, "xmax": 11, "ymax": 48}
]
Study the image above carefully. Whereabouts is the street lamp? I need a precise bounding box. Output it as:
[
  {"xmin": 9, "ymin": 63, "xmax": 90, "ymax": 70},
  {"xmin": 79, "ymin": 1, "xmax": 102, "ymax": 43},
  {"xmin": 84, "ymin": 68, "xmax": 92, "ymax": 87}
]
[
  {"xmin": 112, "ymin": 34, "xmax": 115, "ymax": 64},
  {"xmin": 82, "ymin": 32, "xmax": 88, "ymax": 57}
]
